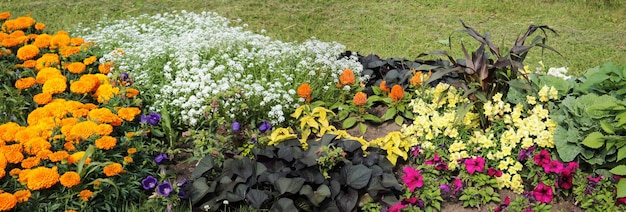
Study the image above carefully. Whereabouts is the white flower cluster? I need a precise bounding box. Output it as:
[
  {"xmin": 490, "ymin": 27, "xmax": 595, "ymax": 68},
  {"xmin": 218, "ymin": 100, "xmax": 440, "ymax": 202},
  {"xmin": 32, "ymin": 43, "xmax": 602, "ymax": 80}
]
[
  {"xmin": 546, "ymin": 67, "xmax": 572, "ymax": 80},
  {"xmin": 76, "ymin": 10, "xmax": 362, "ymax": 126}
]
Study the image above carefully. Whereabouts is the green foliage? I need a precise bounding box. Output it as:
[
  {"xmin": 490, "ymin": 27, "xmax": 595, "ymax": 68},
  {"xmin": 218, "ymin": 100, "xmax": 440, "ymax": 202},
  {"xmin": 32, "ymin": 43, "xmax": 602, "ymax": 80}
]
[{"xmin": 185, "ymin": 134, "xmax": 403, "ymax": 211}]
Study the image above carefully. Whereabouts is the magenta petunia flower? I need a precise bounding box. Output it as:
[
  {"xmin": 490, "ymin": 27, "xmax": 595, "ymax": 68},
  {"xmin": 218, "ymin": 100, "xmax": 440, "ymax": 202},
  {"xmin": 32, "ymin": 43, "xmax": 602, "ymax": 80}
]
[
  {"xmin": 542, "ymin": 160, "xmax": 563, "ymax": 174},
  {"xmin": 389, "ymin": 202, "xmax": 407, "ymax": 212},
  {"xmin": 453, "ymin": 178, "xmax": 463, "ymax": 194},
  {"xmin": 401, "ymin": 166, "xmax": 424, "ymax": 192},
  {"xmin": 488, "ymin": 167, "xmax": 503, "ymax": 177},
  {"xmin": 534, "ymin": 149, "xmax": 551, "ymax": 166},
  {"xmin": 562, "ymin": 161, "xmax": 579, "ymax": 175},
  {"xmin": 464, "ymin": 156, "xmax": 485, "ymax": 175},
  {"xmin": 586, "ymin": 175, "xmax": 603, "ymax": 184},
  {"xmin": 556, "ymin": 173, "xmax": 573, "ymax": 189},
  {"xmin": 425, "ymin": 153, "xmax": 448, "ymax": 170},
  {"xmin": 532, "ymin": 183, "xmax": 554, "ymax": 203}
]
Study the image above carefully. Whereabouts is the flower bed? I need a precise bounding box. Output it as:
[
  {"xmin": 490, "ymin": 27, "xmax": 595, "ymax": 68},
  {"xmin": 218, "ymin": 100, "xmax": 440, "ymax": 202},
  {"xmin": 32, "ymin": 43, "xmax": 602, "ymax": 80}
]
[{"xmin": 2, "ymin": 11, "xmax": 626, "ymax": 212}]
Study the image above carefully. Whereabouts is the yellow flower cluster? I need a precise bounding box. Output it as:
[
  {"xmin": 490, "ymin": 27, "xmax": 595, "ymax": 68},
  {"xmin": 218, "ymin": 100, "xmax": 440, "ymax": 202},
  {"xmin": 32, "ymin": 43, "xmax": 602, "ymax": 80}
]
[{"xmin": 0, "ymin": 13, "xmax": 147, "ymax": 211}]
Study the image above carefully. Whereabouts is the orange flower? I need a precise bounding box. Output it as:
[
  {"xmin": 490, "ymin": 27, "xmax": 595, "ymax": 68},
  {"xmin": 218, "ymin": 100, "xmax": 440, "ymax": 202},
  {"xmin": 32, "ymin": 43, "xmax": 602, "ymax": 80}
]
[
  {"xmin": 410, "ymin": 71, "xmax": 423, "ymax": 86},
  {"xmin": 70, "ymin": 37, "xmax": 84, "ymax": 46},
  {"xmin": 4, "ymin": 150, "xmax": 24, "ymax": 164},
  {"xmin": 36, "ymin": 67, "xmax": 63, "ymax": 84},
  {"xmin": 59, "ymin": 171, "xmax": 81, "ymax": 188},
  {"xmin": 14, "ymin": 77, "xmax": 35, "ymax": 90},
  {"xmin": 63, "ymin": 141, "xmax": 75, "ymax": 151},
  {"xmin": 96, "ymin": 124, "xmax": 113, "ymax": 136},
  {"xmin": 103, "ymin": 163, "xmax": 123, "ymax": 177},
  {"xmin": 98, "ymin": 62, "xmax": 113, "ymax": 74},
  {"xmin": 48, "ymin": 151, "xmax": 70, "ymax": 162},
  {"xmin": 23, "ymin": 137, "xmax": 51, "ymax": 155},
  {"xmin": 95, "ymin": 136, "xmax": 116, "ymax": 150},
  {"xmin": 296, "ymin": 83, "xmax": 312, "ymax": 103},
  {"xmin": 125, "ymin": 88, "xmax": 139, "ymax": 98},
  {"xmin": 9, "ymin": 168, "xmax": 21, "ymax": 176},
  {"xmin": 33, "ymin": 33, "xmax": 51, "ymax": 48},
  {"xmin": 127, "ymin": 148, "xmax": 137, "ymax": 155},
  {"xmin": 88, "ymin": 108, "xmax": 122, "ymax": 124},
  {"xmin": 42, "ymin": 76, "xmax": 67, "ymax": 94},
  {"xmin": 24, "ymin": 166, "xmax": 59, "ymax": 190},
  {"xmin": 16, "ymin": 44, "xmax": 39, "ymax": 61},
  {"xmin": 339, "ymin": 68, "xmax": 355, "ymax": 85},
  {"xmin": 123, "ymin": 156, "xmax": 133, "ymax": 164},
  {"xmin": 0, "ymin": 193, "xmax": 17, "ymax": 211},
  {"xmin": 60, "ymin": 46, "xmax": 81, "ymax": 58},
  {"xmin": 33, "ymin": 93, "xmax": 52, "ymax": 105},
  {"xmin": 36, "ymin": 149, "xmax": 52, "ymax": 159},
  {"xmin": 83, "ymin": 56, "xmax": 97, "ymax": 65},
  {"xmin": 35, "ymin": 53, "xmax": 60, "ymax": 70},
  {"xmin": 353, "ymin": 92, "xmax": 368, "ymax": 106},
  {"xmin": 117, "ymin": 107, "xmax": 141, "ymax": 121},
  {"xmin": 13, "ymin": 190, "xmax": 30, "ymax": 203},
  {"xmin": 390, "ymin": 85, "xmax": 405, "ymax": 102},
  {"xmin": 0, "ymin": 12, "xmax": 10, "ymax": 20},
  {"xmin": 20, "ymin": 157, "xmax": 40, "ymax": 169},
  {"xmin": 67, "ymin": 62, "xmax": 86, "ymax": 74},
  {"xmin": 49, "ymin": 33, "xmax": 70, "ymax": 49},
  {"xmin": 125, "ymin": 132, "xmax": 135, "ymax": 138},
  {"xmin": 34, "ymin": 22, "xmax": 45, "ymax": 31},
  {"xmin": 379, "ymin": 81, "xmax": 390, "ymax": 93},
  {"xmin": 77, "ymin": 190, "xmax": 93, "ymax": 202},
  {"xmin": 94, "ymin": 83, "xmax": 120, "ymax": 103},
  {"xmin": 66, "ymin": 120, "xmax": 98, "ymax": 141},
  {"xmin": 68, "ymin": 151, "xmax": 91, "ymax": 165}
]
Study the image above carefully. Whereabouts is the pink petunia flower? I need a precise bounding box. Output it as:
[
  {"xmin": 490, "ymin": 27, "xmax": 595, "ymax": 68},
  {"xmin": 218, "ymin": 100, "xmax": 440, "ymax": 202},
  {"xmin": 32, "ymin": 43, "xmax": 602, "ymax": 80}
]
[
  {"xmin": 556, "ymin": 173, "xmax": 573, "ymax": 189},
  {"xmin": 533, "ymin": 149, "xmax": 551, "ymax": 166},
  {"xmin": 488, "ymin": 167, "xmax": 503, "ymax": 177},
  {"xmin": 453, "ymin": 177, "xmax": 463, "ymax": 194},
  {"xmin": 532, "ymin": 183, "xmax": 554, "ymax": 203},
  {"xmin": 562, "ymin": 161, "xmax": 579, "ymax": 175},
  {"xmin": 401, "ymin": 166, "xmax": 424, "ymax": 192},
  {"xmin": 389, "ymin": 202, "xmax": 407, "ymax": 212},
  {"xmin": 464, "ymin": 156, "xmax": 485, "ymax": 175},
  {"xmin": 542, "ymin": 160, "xmax": 563, "ymax": 174}
]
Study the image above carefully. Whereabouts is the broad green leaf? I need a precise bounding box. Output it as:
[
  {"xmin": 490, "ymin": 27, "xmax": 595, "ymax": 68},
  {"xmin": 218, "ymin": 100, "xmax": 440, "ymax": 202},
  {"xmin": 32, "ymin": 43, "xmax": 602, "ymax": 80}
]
[
  {"xmin": 363, "ymin": 114, "xmax": 382, "ymax": 123},
  {"xmin": 190, "ymin": 177, "xmax": 210, "ymax": 204},
  {"xmin": 618, "ymin": 179, "xmax": 626, "ymax": 198},
  {"xmin": 610, "ymin": 165, "xmax": 626, "ymax": 176},
  {"xmin": 554, "ymin": 129, "xmax": 581, "ymax": 162},
  {"xmin": 394, "ymin": 115, "xmax": 404, "ymax": 126},
  {"xmin": 191, "ymin": 156, "xmax": 214, "ymax": 180},
  {"xmin": 342, "ymin": 117, "xmax": 357, "ymax": 129},
  {"xmin": 275, "ymin": 177, "xmax": 305, "ymax": 195},
  {"xmin": 600, "ymin": 120, "xmax": 615, "ymax": 134},
  {"xmin": 415, "ymin": 64, "xmax": 440, "ymax": 71},
  {"xmin": 271, "ymin": 198, "xmax": 298, "ymax": 212},
  {"xmin": 342, "ymin": 164, "xmax": 372, "ymax": 189},
  {"xmin": 582, "ymin": 132, "xmax": 605, "ymax": 149},
  {"xmin": 358, "ymin": 122, "xmax": 367, "ymax": 134},
  {"xmin": 247, "ymin": 189, "xmax": 269, "ymax": 209},
  {"xmin": 382, "ymin": 107, "xmax": 396, "ymax": 121}
]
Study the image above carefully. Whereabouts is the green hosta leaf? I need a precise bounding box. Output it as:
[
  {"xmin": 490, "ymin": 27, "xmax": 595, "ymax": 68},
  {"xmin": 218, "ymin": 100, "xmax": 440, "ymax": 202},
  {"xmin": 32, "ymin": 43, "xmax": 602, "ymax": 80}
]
[
  {"xmin": 610, "ymin": 165, "xmax": 626, "ymax": 176},
  {"xmin": 342, "ymin": 117, "xmax": 357, "ymax": 129},
  {"xmin": 617, "ymin": 179, "xmax": 626, "ymax": 198},
  {"xmin": 582, "ymin": 132, "xmax": 605, "ymax": 149},
  {"xmin": 342, "ymin": 164, "xmax": 372, "ymax": 189},
  {"xmin": 600, "ymin": 120, "xmax": 615, "ymax": 134},
  {"xmin": 363, "ymin": 114, "xmax": 382, "ymax": 123},
  {"xmin": 555, "ymin": 129, "xmax": 582, "ymax": 162},
  {"xmin": 275, "ymin": 177, "xmax": 305, "ymax": 195},
  {"xmin": 382, "ymin": 107, "xmax": 396, "ymax": 121},
  {"xmin": 191, "ymin": 156, "xmax": 214, "ymax": 180}
]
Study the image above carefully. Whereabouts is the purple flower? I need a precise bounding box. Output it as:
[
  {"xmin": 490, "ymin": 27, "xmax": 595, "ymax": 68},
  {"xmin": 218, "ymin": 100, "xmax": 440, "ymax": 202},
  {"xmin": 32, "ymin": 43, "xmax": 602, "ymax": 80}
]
[
  {"xmin": 439, "ymin": 184, "xmax": 450, "ymax": 194},
  {"xmin": 155, "ymin": 153, "xmax": 168, "ymax": 164},
  {"xmin": 410, "ymin": 146, "xmax": 420, "ymax": 157},
  {"xmin": 157, "ymin": 181, "xmax": 173, "ymax": 197},
  {"xmin": 259, "ymin": 121, "xmax": 271, "ymax": 133},
  {"xmin": 141, "ymin": 112, "xmax": 161, "ymax": 125},
  {"xmin": 120, "ymin": 72, "xmax": 129, "ymax": 82},
  {"xmin": 141, "ymin": 175, "xmax": 157, "ymax": 190},
  {"xmin": 232, "ymin": 121, "xmax": 241, "ymax": 132}
]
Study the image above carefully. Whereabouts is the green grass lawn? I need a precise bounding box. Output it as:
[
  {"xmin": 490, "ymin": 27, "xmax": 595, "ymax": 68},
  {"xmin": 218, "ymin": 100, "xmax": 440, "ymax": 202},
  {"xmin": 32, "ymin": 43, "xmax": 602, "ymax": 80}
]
[{"xmin": 3, "ymin": 0, "xmax": 625, "ymax": 75}]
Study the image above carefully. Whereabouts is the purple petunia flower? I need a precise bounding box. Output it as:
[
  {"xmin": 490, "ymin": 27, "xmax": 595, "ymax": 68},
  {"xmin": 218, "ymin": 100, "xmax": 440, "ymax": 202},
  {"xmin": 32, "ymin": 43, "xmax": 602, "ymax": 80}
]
[
  {"xmin": 141, "ymin": 175, "xmax": 157, "ymax": 190},
  {"xmin": 259, "ymin": 121, "xmax": 271, "ymax": 133},
  {"xmin": 141, "ymin": 112, "xmax": 161, "ymax": 125},
  {"xmin": 157, "ymin": 181, "xmax": 173, "ymax": 197},
  {"xmin": 232, "ymin": 121, "xmax": 241, "ymax": 132},
  {"xmin": 155, "ymin": 153, "xmax": 168, "ymax": 164}
]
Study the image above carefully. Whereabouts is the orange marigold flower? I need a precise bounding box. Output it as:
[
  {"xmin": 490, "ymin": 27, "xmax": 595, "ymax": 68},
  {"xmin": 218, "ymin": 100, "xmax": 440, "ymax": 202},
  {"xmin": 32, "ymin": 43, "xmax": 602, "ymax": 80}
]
[
  {"xmin": 14, "ymin": 16, "xmax": 35, "ymax": 30},
  {"xmin": 64, "ymin": 141, "xmax": 75, "ymax": 151},
  {"xmin": 14, "ymin": 77, "xmax": 35, "ymax": 90},
  {"xmin": 65, "ymin": 210, "xmax": 78, "ymax": 212},
  {"xmin": 390, "ymin": 85, "xmax": 405, "ymax": 102},
  {"xmin": 42, "ymin": 76, "xmax": 67, "ymax": 94},
  {"xmin": 70, "ymin": 37, "xmax": 85, "ymax": 46},
  {"xmin": 0, "ymin": 169, "xmax": 4, "ymax": 179},
  {"xmin": 297, "ymin": 83, "xmax": 312, "ymax": 103},
  {"xmin": 67, "ymin": 62, "xmax": 86, "ymax": 74},
  {"xmin": 127, "ymin": 148, "xmax": 137, "ymax": 155},
  {"xmin": 70, "ymin": 80, "xmax": 94, "ymax": 94},
  {"xmin": 21, "ymin": 59, "xmax": 36, "ymax": 68},
  {"xmin": 16, "ymin": 44, "xmax": 39, "ymax": 61},
  {"xmin": 117, "ymin": 107, "xmax": 141, "ymax": 121},
  {"xmin": 49, "ymin": 33, "xmax": 70, "ymax": 49},
  {"xmin": 95, "ymin": 136, "xmax": 116, "ymax": 150},
  {"xmin": 0, "ymin": 12, "xmax": 10, "ymax": 20},
  {"xmin": 34, "ymin": 22, "xmax": 45, "ymax": 31},
  {"xmin": 339, "ymin": 68, "xmax": 355, "ymax": 86},
  {"xmin": 96, "ymin": 124, "xmax": 113, "ymax": 136},
  {"xmin": 78, "ymin": 190, "xmax": 93, "ymax": 202},
  {"xmin": 5, "ymin": 150, "xmax": 24, "ymax": 164},
  {"xmin": 60, "ymin": 171, "xmax": 81, "ymax": 188},
  {"xmin": 36, "ymin": 149, "xmax": 52, "ymax": 159},
  {"xmin": 379, "ymin": 81, "xmax": 390, "ymax": 93},
  {"xmin": 88, "ymin": 108, "xmax": 120, "ymax": 124},
  {"xmin": 93, "ymin": 180, "xmax": 101, "ymax": 187},
  {"xmin": 125, "ymin": 88, "xmax": 139, "ymax": 98},
  {"xmin": 59, "ymin": 46, "xmax": 81, "ymax": 58},
  {"xmin": 353, "ymin": 92, "xmax": 368, "ymax": 106},
  {"xmin": 0, "ymin": 193, "xmax": 17, "ymax": 211},
  {"xmin": 25, "ymin": 166, "xmax": 59, "ymax": 190},
  {"xmin": 14, "ymin": 190, "xmax": 31, "ymax": 203},
  {"xmin": 33, "ymin": 93, "xmax": 52, "ymax": 105},
  {"xmin": 48, "ymin": 150, "xmax": 70, "ymax": 162},
  {"xmin": 123, "ymin": 156, "xmax": 133, "ymax": 164},
  {"xmin": 9, "ymin": 168, "xmax": 21, "ymax": 176},
  {"xmin": 20, "ymin": 157, "xmax": 40, "ymax": 169},
  {"xmin": 0, "ymin": 122, "xmax": 23, "ymax": 142},
  {"xmin": 94, "ymin": 83, "xmax": 120, "ymax": 103},
  {"xmin": 33, "ymin": 33, "xmax": 51, "ymax": 48},
  {"xmin": 17, "ymin": 169, "xmax": 31, "ymax": 183},
  {"xmin": 103, "ymin": 163, "xmax": 123, "ymax": 177},
  {"xmin": 68, "ymin": 151, "xmax": 91, "ymax": 166},
  {"xmin": 23, "ymin": 137, "xmax": 51, "ymax": 155},
  {"xmin": 98, "ymin": 62, "xmax": 113, "ymax": 74},
  {"xmin": 36, "ymin": 67, "xmax": 62, "ymax": 84},
  {"xmin": 83, "ymin": 56, "xmax": 97, "ymax": 65},
  {"xmin": 67, "ymin": 120, "xmax": 99, "ymax": 141}
]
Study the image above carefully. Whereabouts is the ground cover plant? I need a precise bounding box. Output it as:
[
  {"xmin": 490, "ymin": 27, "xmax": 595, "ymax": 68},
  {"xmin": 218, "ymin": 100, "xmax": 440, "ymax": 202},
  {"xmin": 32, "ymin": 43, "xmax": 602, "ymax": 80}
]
[{"xmin": 1, "ymin": 4, "xmax": 626, "ymax": 212}]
